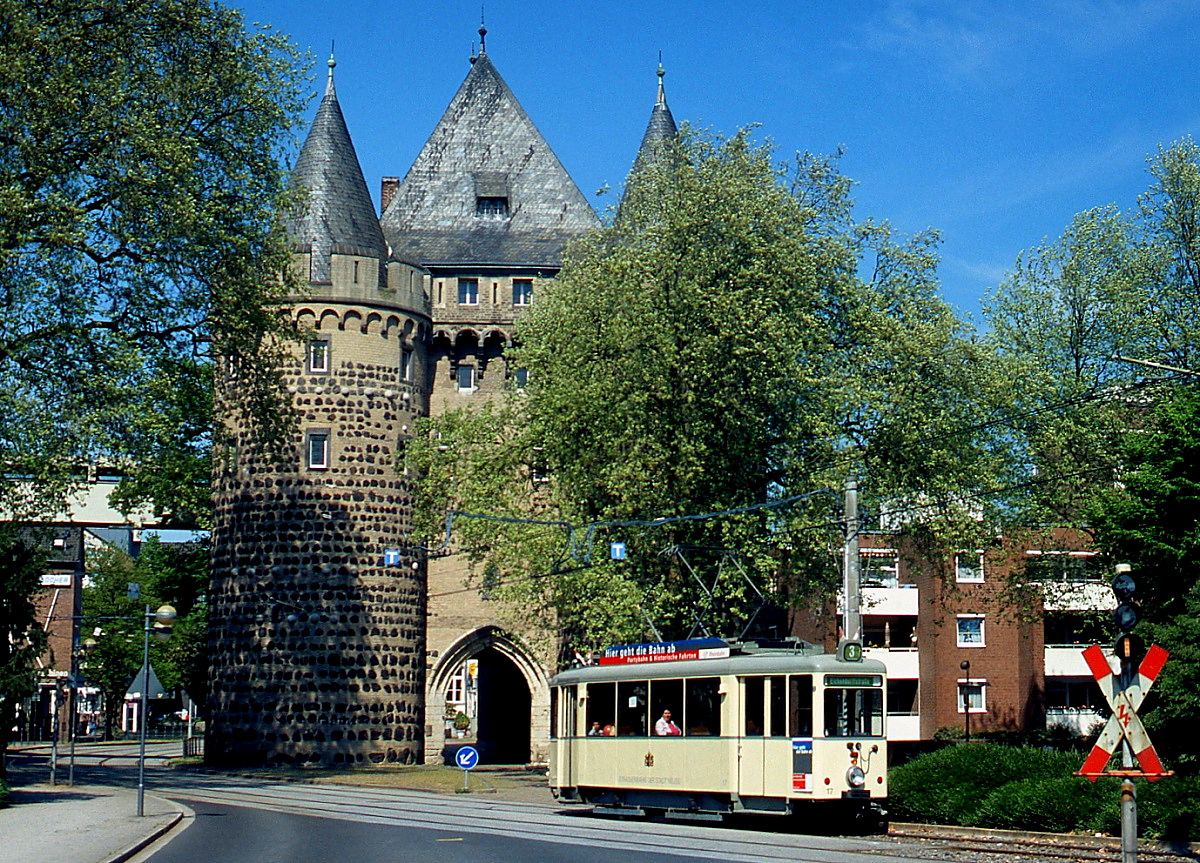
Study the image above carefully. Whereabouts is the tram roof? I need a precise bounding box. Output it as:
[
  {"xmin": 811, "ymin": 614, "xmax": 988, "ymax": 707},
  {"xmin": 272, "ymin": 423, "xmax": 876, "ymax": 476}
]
[{"xmin": 550, "ymin": 650, "xmax": 887, "ymax": 686}]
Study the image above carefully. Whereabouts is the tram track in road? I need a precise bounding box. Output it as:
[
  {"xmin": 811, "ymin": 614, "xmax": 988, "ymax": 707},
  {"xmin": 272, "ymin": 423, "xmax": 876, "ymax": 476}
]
[{"xmin": 153, "ymin": 774, "xmax": 1198, "ymax": 863}]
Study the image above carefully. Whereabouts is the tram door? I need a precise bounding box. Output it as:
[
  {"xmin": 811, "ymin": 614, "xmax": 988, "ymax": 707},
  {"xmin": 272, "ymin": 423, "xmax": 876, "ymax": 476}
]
[
  {"xmin": 738, "ymin": 677, "xmax": 766, "ymax": 796},
  {"xmin": 738, "ymin": 676, "xmax": 790, "ymax": 798}
]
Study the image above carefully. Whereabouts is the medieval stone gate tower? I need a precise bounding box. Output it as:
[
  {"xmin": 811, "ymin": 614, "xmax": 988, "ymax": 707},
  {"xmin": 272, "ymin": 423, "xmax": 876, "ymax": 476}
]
[
  {"xmin": 207, "ymin": 58, "xmax": 431, "ymax": 766},
  {"xmin": 208, "ymin": 32, "xmax": 671, "ymax": 767}
]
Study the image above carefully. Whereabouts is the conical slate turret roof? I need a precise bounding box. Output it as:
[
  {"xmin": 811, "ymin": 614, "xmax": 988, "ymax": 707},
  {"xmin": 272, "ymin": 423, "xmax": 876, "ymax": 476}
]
[
  {"xmin": 636, "ymin": 62, "xmax": 677, "ymax": 162},
  {"xmin": 289, "ymin": 57, "xmax": 387, "ymax": 284},
  {"xmin": 381, "ymin": 51, "xmax": 599, "ymax": 268}
]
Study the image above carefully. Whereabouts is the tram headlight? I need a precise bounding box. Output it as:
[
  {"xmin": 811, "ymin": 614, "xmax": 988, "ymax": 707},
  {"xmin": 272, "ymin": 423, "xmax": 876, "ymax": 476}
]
[{"xmin": 846, "ymin": 765, "xmax": 867, "ymax": 788}]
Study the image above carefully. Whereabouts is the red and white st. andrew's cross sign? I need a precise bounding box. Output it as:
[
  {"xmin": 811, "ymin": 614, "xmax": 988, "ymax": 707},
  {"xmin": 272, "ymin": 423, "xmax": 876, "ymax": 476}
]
[{"xmin": 1077, "ymin": 643, "xmax": 1171, "ymax": 780}]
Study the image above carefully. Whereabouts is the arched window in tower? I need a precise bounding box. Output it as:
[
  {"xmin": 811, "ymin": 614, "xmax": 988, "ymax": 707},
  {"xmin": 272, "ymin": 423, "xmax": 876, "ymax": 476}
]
[{"xmin": 400, "ymin": 347, "xmax": 413, "ymax": 382}]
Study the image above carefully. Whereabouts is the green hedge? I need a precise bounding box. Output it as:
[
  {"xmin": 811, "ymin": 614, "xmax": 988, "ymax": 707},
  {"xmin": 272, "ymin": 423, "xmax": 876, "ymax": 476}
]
[
  {"xmin": 889, "ymin": 743, "xmax": 1200, "ymax": 840},
  {"xmin": 0, "ymin": 777, "xmax": 7, "ymax": 808}
]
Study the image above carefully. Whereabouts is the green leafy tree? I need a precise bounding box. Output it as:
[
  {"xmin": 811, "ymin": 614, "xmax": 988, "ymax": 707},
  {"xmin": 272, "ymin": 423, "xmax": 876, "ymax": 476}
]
[
  {"xmin": 1089, "ymin": 388, "xmax": 1200, "ymax": 774},
  {"xmin": 0, "ymin": 534, "xmax": 46, "ymax": 779},
  {"xmin": 81, "ymin": 537, "xmax": 209, "ymax": 737},
  {"xmin": 411, "ymin": 129, "xmax": 1015, "ymax": 658},
  {"xmin": 985, "ymin": 138, "xmax": 1200, "ymax": 523},
  {"xmin": 0, "ymin": 0, "xmax": 307, "ymax": 519},
  {"xmin": 0, "ymin": 0, "xmax": 306, "ymax": 758}
]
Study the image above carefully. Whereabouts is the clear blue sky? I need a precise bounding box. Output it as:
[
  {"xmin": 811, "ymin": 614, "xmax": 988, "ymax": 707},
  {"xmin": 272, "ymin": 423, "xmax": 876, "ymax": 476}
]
[{"xmin": 235, "ymin": 0, "xmax": 1200, "ymax": 321}]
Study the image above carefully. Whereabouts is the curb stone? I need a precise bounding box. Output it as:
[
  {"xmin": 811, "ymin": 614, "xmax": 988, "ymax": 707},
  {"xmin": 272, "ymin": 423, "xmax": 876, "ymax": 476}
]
[{"xmin": 99, "ymin": 798, "xmax": 190, "ymax": 863}]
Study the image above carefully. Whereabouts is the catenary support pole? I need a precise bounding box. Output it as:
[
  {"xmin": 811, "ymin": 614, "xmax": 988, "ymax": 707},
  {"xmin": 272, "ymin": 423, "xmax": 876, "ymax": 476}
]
[{"xmin": 842, "ymin": 477, "xmax": 861, "ymax": 646}]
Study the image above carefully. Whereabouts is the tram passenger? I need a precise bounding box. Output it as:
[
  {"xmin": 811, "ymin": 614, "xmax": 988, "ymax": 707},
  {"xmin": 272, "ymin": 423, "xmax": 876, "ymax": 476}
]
[
  {"xmin": 588, "ymin": 721, "xmax": 603, "ymax": 736},
  {"xmin": 655, "ymin": 709, "xmax": 682, "ymax": 736}
]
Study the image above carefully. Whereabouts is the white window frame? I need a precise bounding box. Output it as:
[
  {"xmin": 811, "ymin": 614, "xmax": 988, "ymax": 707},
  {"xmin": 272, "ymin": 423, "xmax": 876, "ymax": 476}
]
[
  {"xmin": 956, "ymin": 614, "xmax": 985, "ymax": 647},
  {"xmin": 512, "ymin": 279, "xmax": 532, "ymax": 306},
  {"xmin": 305, "ymin": 429, "xmax": 330, "ymax": 470},
  {"xmin": 458, "ymin": 278, "xmax": 479, "ymax": 305},
  {"xmin": 306, "ymin": 338, "xmax": 330, "ymax": 374},
  {"xmin": 957, "ymin": 679, "xmax": 987, "ymax": 714},
  {"xmin": 456, "ymin": 364, "xmax": 476, "ymax": 393},
  {"xmin": 860, "ymin": 549, "xmax": 899, "ymax": 588},
  {"xmin": 955, "ymin": 551, "xmax": 984, "ymax": 583}
]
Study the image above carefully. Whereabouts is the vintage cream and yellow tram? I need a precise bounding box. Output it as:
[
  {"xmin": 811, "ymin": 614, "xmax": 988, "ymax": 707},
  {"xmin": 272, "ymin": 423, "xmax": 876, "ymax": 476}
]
[{"xmin": 548, "ymin": 639, "xmax": 887, "ymax": 829}]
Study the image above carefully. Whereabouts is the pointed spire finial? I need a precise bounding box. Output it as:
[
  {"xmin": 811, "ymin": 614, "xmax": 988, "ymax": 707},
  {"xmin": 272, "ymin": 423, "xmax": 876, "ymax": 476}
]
[
  {"xmin": 325, "ymin": 44, "xmax": 337, "ymax": 97},
  {"xmin": 479, "ymin": 6, "xmax": 488, "ymax": 55},
  {"xmin": 655, "ymin": 52, "xmax": 666, "ymax": 106}
]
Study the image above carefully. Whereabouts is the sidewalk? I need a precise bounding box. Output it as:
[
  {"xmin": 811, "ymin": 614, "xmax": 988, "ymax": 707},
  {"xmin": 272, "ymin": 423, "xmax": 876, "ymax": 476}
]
[{"xmin": 0, "ymin": 783, "xmax": 183, "ymax": 863}]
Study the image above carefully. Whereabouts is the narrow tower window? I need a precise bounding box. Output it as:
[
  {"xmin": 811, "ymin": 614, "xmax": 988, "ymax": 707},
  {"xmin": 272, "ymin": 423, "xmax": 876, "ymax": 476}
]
[
  {"xmin": 305, "ymin": 429, "xmax": 331, "ymax": 469},
  {"xmin": 400, "ymin": 348, "xmax": 413, "ymax": 382},
  {"xmin": 306, "ymin": 338, "xmax": 330, "ymax": 374}
]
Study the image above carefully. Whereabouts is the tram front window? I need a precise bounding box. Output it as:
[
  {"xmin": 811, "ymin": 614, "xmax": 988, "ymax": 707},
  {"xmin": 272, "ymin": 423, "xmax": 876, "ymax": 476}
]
[{"xmin": 823, "ymin": 687, "xmax": 884, "ymax": 737}]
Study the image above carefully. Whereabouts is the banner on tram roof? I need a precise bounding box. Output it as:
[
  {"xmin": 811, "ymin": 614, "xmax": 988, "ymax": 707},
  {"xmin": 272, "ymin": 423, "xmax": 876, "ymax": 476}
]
[{"xmin": 599, "ymin": 638, "xmax": 731, "ymax": 666}]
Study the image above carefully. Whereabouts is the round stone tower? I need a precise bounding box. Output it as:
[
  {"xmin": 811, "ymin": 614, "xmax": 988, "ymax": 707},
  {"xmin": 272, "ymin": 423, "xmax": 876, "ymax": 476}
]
[{"xmin": 207, "ymin": 58, "xmax": 431, "ymax": 767}]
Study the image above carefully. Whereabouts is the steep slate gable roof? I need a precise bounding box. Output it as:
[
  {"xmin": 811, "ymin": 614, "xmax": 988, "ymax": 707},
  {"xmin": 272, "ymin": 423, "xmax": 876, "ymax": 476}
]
[
  {"xmin": 381, "ymin": 52, "xmax": 599, "ymax": 268},
  {"xmin": 289, "ymin": 59, "xmax": 388, "ymax": 284}
]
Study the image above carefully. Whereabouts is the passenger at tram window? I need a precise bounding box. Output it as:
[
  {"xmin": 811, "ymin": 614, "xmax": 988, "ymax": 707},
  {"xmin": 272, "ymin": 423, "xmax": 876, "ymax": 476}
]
[
  {"xmin": 588, "ymin": 721, "xmax": 603, "ymax": 736},
  {"xmin": 602, "ymin": 724, "xmax": 615, "ymax": 736},
  {"xmin": 655, "ymin": 709, "xmax": 682, "ymax": 736}
]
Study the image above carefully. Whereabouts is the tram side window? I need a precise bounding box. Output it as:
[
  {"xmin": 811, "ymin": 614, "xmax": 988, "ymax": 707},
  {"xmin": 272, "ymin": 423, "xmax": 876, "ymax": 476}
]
[
  {"xmin": 650, "ymin": 678, "xmax": 683, "ymax": 735},
  {"xmin": 824, "ymin": 687, "xmax": 884, "ymax": 737},
  {"xmin": 586, "ymin": 682, "xmax": 616, "ymax": 736},
  {"xmin": 744, "ymin": 676, "xmax": 765, "ymax": 736},
  {"xmin": 789, "ymin": 675, "xmax": 813, "ymax": 737},
  {"xmin": 685, "ymin": 677, "xmax": 721, "ymax": 736},
  {"xmin": 617, "ymin": 680, "xmax": 648, "ymax": 736},
  {"xmin": 550, "ymin": 687, "xmax": 558, "ymax": 738},
  {"xmin": 769, "ymin": 676, "xmax": 786, "ymax": 737}
]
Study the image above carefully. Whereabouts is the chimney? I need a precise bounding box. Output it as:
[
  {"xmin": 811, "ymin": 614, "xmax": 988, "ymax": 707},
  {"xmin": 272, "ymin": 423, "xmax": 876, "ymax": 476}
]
[{"xmin": 380, "ymin": 177, "xmax": 399, "ymax": 216}]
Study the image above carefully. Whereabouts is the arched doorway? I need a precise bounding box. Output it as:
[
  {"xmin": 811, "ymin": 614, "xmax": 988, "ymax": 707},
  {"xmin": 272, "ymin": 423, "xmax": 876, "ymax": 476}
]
[
  {"xmin": 430, "ymin": 626, "xmax": 544, "ymax": 765},
  {"xmin": 474, "ymin": 647, "xmax": 530, "ymax": 764}
]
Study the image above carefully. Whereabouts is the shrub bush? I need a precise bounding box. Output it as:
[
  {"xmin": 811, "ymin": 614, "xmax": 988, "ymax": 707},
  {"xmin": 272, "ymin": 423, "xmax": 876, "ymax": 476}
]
[
  {"xmin": 970, "ymin": 775, "xmax": 1119, "ymax": 833},
  {"xmin": 888, "ymin": 744, "xmax": 1086, "ymax": 825},
  {"xmin": 1137, "ymin": 775, "xmax": 1200, "ymax": 840},
  {"xmin": 0, "ymin": 777, "xmax": 7, "ymax": 808}
]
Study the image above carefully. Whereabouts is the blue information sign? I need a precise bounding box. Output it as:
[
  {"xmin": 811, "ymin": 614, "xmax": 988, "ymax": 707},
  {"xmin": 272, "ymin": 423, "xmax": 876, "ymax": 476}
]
[
  {"xmin": 455, "ymin": 745, "xmax": 480, "ymax": 770},
  {"xmin": 383, "ymin": 549, "xmax": 402, "ymax": 566}
]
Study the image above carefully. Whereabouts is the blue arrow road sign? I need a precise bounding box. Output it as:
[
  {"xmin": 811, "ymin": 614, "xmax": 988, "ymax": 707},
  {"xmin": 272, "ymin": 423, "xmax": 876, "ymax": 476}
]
[{"xmin": 455, "ymin": 745, "xmax": 480, "ymax": 770}]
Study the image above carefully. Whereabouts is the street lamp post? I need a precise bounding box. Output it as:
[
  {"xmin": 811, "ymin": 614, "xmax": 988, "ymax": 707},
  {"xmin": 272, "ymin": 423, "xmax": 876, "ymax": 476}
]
[
  {"xmin": 137, "ymin": 604, "xmax": 176, "ymax": 817},
  {"xmin": 960, "ymin": 660, "xmax": 971, "ymax": 743}
]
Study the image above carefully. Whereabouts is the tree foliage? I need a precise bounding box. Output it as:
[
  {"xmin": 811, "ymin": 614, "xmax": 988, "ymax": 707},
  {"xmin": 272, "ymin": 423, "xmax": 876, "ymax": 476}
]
[
  {"xmin": 0, "ymin": 0, "xmax": 307, "ymax": 521},
  {"xmin": 411, "ymin": 128, "xmax": 1015, "ymax": 658},
  {"xmin": 81, "ymin": 537, "xmax": 209, "ymax": 737},
  {"xmin": 1089, "ymin": 388, "xmax": 1200, "ymax": 773},
  {"xmin": 985, "ymin": 139, "xmax": 1200, "ymax": 523},
  {"xmin": 0, "ymin": 534, "xmax": 46, "ymax": 778}
]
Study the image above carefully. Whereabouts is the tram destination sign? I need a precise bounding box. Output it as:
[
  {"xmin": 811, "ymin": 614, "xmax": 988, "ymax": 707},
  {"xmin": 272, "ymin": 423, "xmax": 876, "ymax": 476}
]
[{"xmin": 600, "ymin": 638, "xmax": 731, "ymax": 666}]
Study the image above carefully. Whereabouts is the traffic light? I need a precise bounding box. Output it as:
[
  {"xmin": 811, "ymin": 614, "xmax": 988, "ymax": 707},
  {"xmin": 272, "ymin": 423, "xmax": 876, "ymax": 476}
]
[{"xmin": 1111, "ymin": 564, "xmax": 1140, "ymax": 667}]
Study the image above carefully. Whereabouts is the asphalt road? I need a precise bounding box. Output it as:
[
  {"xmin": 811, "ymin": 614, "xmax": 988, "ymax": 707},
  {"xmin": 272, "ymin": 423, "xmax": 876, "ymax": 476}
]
[{"xmin": 141, "ymin": 775, "xmax": 944, "ymax": 863}]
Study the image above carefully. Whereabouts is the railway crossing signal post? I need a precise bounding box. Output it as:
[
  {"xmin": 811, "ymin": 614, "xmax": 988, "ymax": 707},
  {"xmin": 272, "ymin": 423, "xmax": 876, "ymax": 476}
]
[{"xmin": 1075, "ymin": 564, "xmax": 1172, "ymax": 863}]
